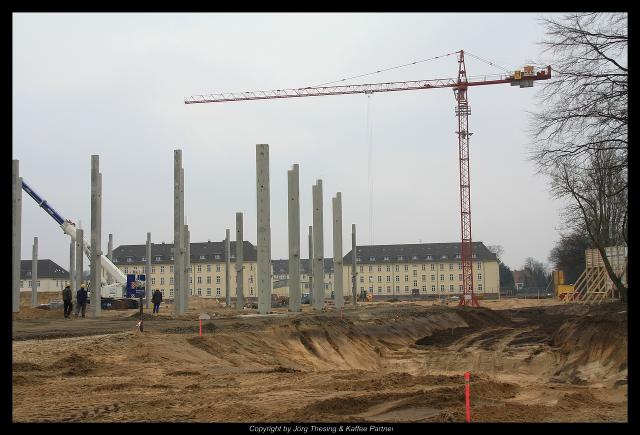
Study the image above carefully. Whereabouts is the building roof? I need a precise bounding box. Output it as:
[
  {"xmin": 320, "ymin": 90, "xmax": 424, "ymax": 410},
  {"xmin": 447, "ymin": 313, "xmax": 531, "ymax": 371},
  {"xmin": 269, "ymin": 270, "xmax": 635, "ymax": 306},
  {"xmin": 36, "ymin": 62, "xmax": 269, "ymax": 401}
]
[
  {"xmin": 342, "ymin": 242, "xmax": 496, "ymax": 263},
  {"xmin": 272, "ymin": 258, "xmax": 335, "ymax": 275},
  {"xmin": 112, "ymin": 240, "xmax": 257, "ymax": 264},
  {"xmin": 21, "ymin": 259, "xmax": 69, "ymax": 280}
]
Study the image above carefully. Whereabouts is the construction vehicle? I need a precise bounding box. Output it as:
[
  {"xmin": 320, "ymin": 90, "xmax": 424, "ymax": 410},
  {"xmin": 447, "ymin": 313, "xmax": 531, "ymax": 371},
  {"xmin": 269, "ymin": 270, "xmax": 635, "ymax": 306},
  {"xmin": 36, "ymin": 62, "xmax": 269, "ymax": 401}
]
[{"xmin": 21, "ymin": 180, "xmax": 136, "ymax": 308}]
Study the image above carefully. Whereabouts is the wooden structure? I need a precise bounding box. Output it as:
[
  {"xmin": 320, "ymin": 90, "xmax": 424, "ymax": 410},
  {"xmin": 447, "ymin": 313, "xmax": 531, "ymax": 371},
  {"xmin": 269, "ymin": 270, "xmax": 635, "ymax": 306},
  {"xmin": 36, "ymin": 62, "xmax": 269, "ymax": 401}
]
[{"xmin": 563, "ymin": 246, "xmax": 627, "ymax": 304}]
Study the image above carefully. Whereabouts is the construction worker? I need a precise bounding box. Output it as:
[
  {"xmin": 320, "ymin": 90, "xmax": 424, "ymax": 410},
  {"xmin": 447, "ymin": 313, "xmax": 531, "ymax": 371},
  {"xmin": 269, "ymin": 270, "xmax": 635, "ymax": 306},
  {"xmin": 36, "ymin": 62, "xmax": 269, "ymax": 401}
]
[
  {"xmin": 75, "ymin": 284, "xmax": 88, "ymax": 318},
  {"xmin": 62, "ymin": 284, "xmax": 73, "ymax": 318},
  {"xmin": 152, "ymin": 289, "xmax": 163, "ymax": 314}
]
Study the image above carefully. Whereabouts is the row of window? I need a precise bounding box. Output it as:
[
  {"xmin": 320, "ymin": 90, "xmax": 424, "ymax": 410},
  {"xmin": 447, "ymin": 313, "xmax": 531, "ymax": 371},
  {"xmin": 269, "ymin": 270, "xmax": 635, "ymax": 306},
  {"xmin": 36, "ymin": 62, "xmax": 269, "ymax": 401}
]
[
  {"xmin": 357, "ymin": 254, "xmax": 478, "ymax": 262},
  {"xmin": 360, "ymin": 273, "xmax": 483, "ymax": 282},
  {"xmin": 359, "ymin": 283, "xmax": 485, "ymax": 293},
  {"xmin": 358, "ymin": 262, "xmax": 483, "ymax": 273}
]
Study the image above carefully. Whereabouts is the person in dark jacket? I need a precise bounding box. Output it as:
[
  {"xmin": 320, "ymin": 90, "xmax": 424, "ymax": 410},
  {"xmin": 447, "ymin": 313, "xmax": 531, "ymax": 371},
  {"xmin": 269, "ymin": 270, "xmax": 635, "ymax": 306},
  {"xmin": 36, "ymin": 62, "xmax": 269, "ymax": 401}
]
[
  {"xmin": 152, "ymin": 289, "xmax": 163, "ymax": 314},
  {"xmin": 62, "ymin": 285, "xmax": 73, "ymax": 318},
  {"xmin": 75, "ymin": 284, "xmax": 88, "ymax": 318}
]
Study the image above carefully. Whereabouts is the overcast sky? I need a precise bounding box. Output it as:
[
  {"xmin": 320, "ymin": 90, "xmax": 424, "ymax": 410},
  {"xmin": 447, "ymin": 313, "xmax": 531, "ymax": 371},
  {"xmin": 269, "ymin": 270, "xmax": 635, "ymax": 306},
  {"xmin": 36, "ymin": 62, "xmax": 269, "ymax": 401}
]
[{"xmin": 13, "ymin": 12, "xmax": 563, "ymax": 271}]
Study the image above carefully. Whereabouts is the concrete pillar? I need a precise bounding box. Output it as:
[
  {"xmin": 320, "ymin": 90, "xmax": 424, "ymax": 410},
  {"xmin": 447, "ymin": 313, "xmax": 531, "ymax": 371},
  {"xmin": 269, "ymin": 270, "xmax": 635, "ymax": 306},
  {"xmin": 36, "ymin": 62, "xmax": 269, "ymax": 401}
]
[
  {"xmin": 312, "ymin": 180, "xmax": 324, "ymax": 310},
  {"xmin": 332, "ymin": 193, "xmax": 344, "ymax": 309},
  {"xmin": 75, "ymin": 229, "xmax": 84, "ymax": 304},
  {"xmin": 352, "ymin": 224, "xmax": 357, "ymax": 307},
  {"xmin": 146, "ymin": 232, "xmax": 151, "ymax": 308},
  {"xmin": 12, "ymin": 160, "xmax": 22, "ymax": 313},
  {"xmin": 184, "ymin": 223, "xmax": 190, "ymax": 309},
  {"xmin": 107, "ymin": 233, "xmax": 113, "ymax": 284},
  {"xmin": 256, "ymin": 144, "xmax": 272, "ymax": 314},
  {"xmin": 308, "ymin": 225, "xmax": 313, "ymax": 301},
  {"xmin": 235, "ymin": 212, "xmax": 244, "ymax": 310},
  {"xmin": 288, "ymin": 164, "xmax": 301, "ymax": 312},
  {"xmin": 90, "ymin": 156, "xmax": 102, "ymax": 318},
  {"xmin": 31, "ymin": 237, "xmax": 38, "ymax": 307},
  {"xmin": 173, "ymin": 150, "xmax": 184, "ymax": 316},
  {"xmin": 225, "ymin": 229, "xmax": 231, "ymax": 307},
  {"xmin": 70, "ymin": 238, "xmax": 75, "ymax": 290}
]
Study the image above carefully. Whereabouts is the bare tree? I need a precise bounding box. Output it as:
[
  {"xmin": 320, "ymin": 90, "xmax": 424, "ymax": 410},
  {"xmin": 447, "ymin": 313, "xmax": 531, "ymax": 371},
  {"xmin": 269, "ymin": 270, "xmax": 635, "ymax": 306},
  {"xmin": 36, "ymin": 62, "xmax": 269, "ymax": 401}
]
[{"xmin": 529, "ymin": 13, "xmax": 628, "ymax": 300}]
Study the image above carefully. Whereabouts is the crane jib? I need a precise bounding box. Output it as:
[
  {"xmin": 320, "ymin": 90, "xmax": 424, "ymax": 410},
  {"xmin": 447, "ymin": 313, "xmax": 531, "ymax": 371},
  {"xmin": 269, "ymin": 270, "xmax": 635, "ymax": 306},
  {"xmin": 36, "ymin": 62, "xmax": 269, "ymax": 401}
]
[{"xmin": 21, "ymin": 180, "xmax": 65, "ymax": 226}]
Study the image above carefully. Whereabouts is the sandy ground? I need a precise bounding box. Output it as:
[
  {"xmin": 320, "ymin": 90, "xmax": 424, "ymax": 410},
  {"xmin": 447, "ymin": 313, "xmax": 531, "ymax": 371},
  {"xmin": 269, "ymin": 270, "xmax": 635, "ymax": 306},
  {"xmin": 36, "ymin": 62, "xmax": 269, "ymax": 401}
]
[{"xmin": 12, "ymin": 296, "xmax": 627, "ymax": 422}]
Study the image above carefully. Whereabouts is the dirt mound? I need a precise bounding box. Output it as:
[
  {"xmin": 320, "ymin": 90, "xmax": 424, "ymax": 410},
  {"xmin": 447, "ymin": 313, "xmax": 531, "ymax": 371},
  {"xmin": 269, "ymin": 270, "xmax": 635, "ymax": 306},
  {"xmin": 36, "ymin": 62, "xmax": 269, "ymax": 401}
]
[
  {"xmin": 52, "ymin": 352, "xmax": 98, "ymax": 376},
  {"xmin": 13, "ymin": 361, "xmax": 44, "ymax": 372},
  {"xmin": 13, "ymin": 306, "xmax": 65, "ymax": 320}
]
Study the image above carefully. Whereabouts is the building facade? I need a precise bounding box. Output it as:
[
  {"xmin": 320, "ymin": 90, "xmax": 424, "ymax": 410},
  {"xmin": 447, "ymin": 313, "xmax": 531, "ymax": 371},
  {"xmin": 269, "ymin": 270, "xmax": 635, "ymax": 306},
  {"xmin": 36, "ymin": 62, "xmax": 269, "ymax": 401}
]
[{"xmin": 19, "ymin": 259, "xmax": 70, "ymax": 293}]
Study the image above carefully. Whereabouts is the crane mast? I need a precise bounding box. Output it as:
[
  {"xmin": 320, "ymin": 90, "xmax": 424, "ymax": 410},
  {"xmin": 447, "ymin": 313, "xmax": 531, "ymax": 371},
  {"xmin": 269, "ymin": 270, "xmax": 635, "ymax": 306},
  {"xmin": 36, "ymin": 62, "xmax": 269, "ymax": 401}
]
[{"xmin": 186, "ymin": 50, "xmax": 551, "ymax": 306}]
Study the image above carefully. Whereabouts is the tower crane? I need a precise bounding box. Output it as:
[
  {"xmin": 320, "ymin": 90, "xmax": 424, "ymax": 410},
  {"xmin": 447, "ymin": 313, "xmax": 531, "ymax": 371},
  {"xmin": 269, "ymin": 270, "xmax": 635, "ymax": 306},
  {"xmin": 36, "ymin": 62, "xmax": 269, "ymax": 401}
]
[{"xmin": 185, "ymin": 50, "xmax": 551, "ymax": 307}]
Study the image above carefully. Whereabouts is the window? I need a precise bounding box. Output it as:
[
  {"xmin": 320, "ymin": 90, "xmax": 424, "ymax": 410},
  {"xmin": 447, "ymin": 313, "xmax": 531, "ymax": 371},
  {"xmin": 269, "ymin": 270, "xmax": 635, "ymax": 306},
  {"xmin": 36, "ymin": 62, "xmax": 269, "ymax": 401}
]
[
  {"xmin": 430, "ymin": 264, "xmax": 435, "ymax": 271},
  {"xmin": 190, "ymin": 289, "xmax": 194, "ymax": 295},
  {"xmin": 459, "ymin": 263, "xmax": 462, "ymax": 270},
  {"xmin": 441, "ymin": 255, "xmax": 447, "ymax": 259},
  {"xmin": 427, "ymin": 255, "xmax": 433, "ymax": 260},
  {"xmin": 449, "ymin": 264, "xmax": 454, "ymax": 270},
  {"xmin": 160, "ymin": 278, "xmax": 165, "ymax": 285},
  {"xmin": 386, "ymin": 265, "xmax": 391, "ymax": 272},
  {"xmin": 369, "ymin": 286, "xmax": 373, "ymax": 292},
  {"xmin": 440, "ymin": 275, "xmax": 445, "ymax": 281},
  {"xmin": 431, "ymin": 285, "xmax": 436, "ymax": 292},
  {"xmin": 197, "ymin": 288, "xmax": 202, "ymax": 296},
  {"xmin": 28, "ymin": 280, "xmax": 32, "ymax": 287},
  {"xmin": 422, "ymin": 275, "xmax": 426, "ymax": 281},
  {"xmin": 151, "ymin": 278, "xmax": 156, "ymax": 285},
  {"xmin": 478, "ymin": 284, "xmax": 483, "ymax": 291},
  {"xmin": 449, "ymin": 274, "xmax": 454, "ymax": 281},
  {"xmin": 170, "ymin": 277, "xmax": 174, "ymax": 284},
  {"xmin": 170, "ymin": 256, "xmax": 173, "ymax": 260},
  {"xmin": 368, "ymin": 266, "xmax": 373, "ymax": 272},
  {"xmin": 459, "ymin": 285, "xmax": 463, "ymax": 291},
  {"xmin": 356, "ymin": 257, "xmax": 362, "ymax": 263},
  {"xmin": 404, "ymin": 265, "xmax": 409, "ymax": 271},
  {"xmin": 207, "ymin": 276, "xmax": 212, "ymax": 284},
  {"xmin": 215, "ymin": 255, "xmax": 221, "ymax": 260},
  {"xmin": 190, "ymin": 277, "xmax": 193, "ymax": 284},
  {"xmin": 386, "ymin": 276, "xmax": 391, "ymax": 282},
  {"xmin": 455, "ymin": 254, "xmax": 462, "ymax": 259},
  {"xmin": 152, "ymin": 266, "xmax": 156, "ymax": 273},
  {"xmin": 141, "ymin": 257, "xmax": 146, "ymax": 262},
  {"xmin": 216, "ymin": 265, "xmax": 221, "ymax": 272},
  {"xmin": 472, "ymin": 253, "xmax": 477, "ymax": 258},
  {"xmin": 404, "ymin": 286, "xmax": 409, "ymax": 293},
  {"xmin": 439, "ymin": 264, "xmax": 444, "ymax": 270},
  {"xmin": 216, "ymin": 287, "xmax": 221, "ymax": 295},
  {"xmin": 378, "ymin": 286, "xmax": 382, "ymax": 293},
  {"xmin": 450, "ymin": 285, "xmax": 454, "ymax": 291},
  {"xmin": 478, "ymin": 274, "xmax": 482, "ymax": 280},
  {"xmin": 359, "ymin": 266, "xmax": 364, "ymax": 273},
  {"xmin": 207, "ymin": 264, "xmax": 211, "ymax": 272},
  {"xmin": 477, "ymin": 262, "xmax": 482, "ymax": 269},
  {"xmin": 124, "ymin": 267, "xmax": 128, "ymax": 274},
  {"xmin": 197, "ymin": 265, "xmax": 202, "ymax": 272},
  {"xmin": 160, "ymin": 266, "xmax": 165, "ymax": 273},
  {"xmin": 170, "ymin": 289, "xmax": 174, "ymax": 297},
  {"xmin": 360, "ymin": 286, "xmax": 364, "ymax": 291},
  {"xmin": 250, "ymin": 264, "xmax": 254, "ymax": 271},
  {"xmin": 387, "ymin": 286, "xmax": 391, "ymax": 293},
  {"xmin": 395, "ymin": 265, "xmax": 399, "ymax": 272},
  {"xmin": 413, "ymin": 280, "xmax": 417, "ymax": 287},
  {"xmin": 459, "ymin": 274, "xmax": 463, "ymax": 281},
  {"xmin": 383, "ymin": 256, "xmax": 390, "ymax": 261},
  {"xmin": 404, "ymin": 275, "xmax": 409, "ymax": 282},
  {"xmin": 422, "ymin": 285, "xmax": 426, "ymax": 292},
  {"xmin": 412, "ymin": 270, "xmax": 417, "ymax": 276},
  {"xmin": 126, "ymin": 257, "xmax": 133, "ymax": 263},
  {"xmin": 440, "ymin": 285, "xmax": 445, "ymax": 292},
  {"xmin": 197, "ymin": 276, "xmax": 202, "ymax": 284},
  {"xmin": 421, "ymin": 264, "xmax": 426, "ymax": 271},
  {"xmin": 249, "ymin": 276, "xmax": 254, "ymax": 284},
  {"xmin": 397, "ymin": 256, "xmax": 404, "ymax": 261},
  {"xmin": 155, "ymin": 256, "xmax": 161, "ymax": 261},
  {"xmin": 377, "ymin": 265, "xmax": 382, "ymax": 272},
  {"xmin": 368, "ymin": 276, "xmax": 373, "ymax": 283},
  {"xmin": 360, "ymin": 276, "xmax": 364, "ymax": 283},
  {"xmin": 369, "ymin": 257, "xmax": 375, "ymax": 261},
  {"xmin": 378, "ymin": 276, "xmax": 382, "ymax": 282},
  {"xmin": 160, "ymin": 289, "xmax": 165, "ymax": 297},
  {"xmin": 431, "ymin": 274, "xmax": 435, "ymax": 281},
  {"xmin": 207, "ymin": 288, "xmax": 212, "ymax": 296},
  {"xmin": 395, "ymin": 276, "xmax": 400, "ymax": 282}
]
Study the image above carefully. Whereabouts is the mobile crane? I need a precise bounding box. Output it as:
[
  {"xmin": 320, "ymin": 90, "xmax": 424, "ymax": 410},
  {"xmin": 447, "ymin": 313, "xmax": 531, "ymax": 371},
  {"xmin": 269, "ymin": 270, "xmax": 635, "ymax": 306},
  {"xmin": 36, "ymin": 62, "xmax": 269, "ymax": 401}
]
[{"xmin": 21, "ymin": 180, "xmax": 140, "ymax": 304}]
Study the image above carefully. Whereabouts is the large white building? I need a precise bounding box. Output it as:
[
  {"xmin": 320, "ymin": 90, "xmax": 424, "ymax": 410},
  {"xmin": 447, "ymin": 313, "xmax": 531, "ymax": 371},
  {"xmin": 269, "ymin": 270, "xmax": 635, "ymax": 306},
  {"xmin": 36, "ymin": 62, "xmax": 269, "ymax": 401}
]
[{"xmin": 19, "ymin": 259, "xmax": 70, "ymax": 293}]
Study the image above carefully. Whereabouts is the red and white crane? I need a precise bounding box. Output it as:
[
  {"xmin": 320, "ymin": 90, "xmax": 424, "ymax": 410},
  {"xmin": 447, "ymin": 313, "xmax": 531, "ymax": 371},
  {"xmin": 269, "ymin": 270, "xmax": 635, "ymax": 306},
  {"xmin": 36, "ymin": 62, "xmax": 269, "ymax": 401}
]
[{"xmin": 185, "ymin": 50, "xmax": 551, "ymax": 307}]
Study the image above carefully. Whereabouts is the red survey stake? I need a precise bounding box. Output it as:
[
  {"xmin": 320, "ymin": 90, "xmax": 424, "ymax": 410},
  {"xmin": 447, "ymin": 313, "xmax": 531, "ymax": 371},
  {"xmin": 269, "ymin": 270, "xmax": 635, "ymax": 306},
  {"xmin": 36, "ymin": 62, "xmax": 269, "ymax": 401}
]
[{"xmin": 464, "ymin": 371, "xmax": 471, "ymax": 422}]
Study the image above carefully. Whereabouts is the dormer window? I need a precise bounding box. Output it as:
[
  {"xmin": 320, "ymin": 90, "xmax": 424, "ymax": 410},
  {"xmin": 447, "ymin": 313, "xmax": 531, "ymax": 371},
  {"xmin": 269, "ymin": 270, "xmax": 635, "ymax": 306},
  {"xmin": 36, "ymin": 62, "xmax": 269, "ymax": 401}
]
[
  {"xmin": 369, "ymin": 257, "xmax": 375, "ymax": 261},
  {"xmin": 441, "ymin": 255, "xmax": 447, "ymax": 259},
  {"xmin": 472, "ymin": 253, "xmax": 477, "ymax": 258},
  {"xmin": 214, "ymin": 255, "xmax": 221, "ymax": 260},
  {"xmin": 426, "ymin": 255, "xmax": 433, "ymax": 260},
  {"xmin": 356, "ymin": 257, "xmax": 362, "ymax": 262},
  {"xmin": 126, "ymin": 257, "xmax": 133, "ymax": 263},
  {"xmin": 412, "ymin": 255, "xmax": 418, "ymax": 260},
  {"xmin": 383, "ymin": 256, "xmax": 390, "ymax": 261},
  {"xmin": 169, "ymin": 256, "xmax": 174, "ymax": 260},
  {"xmin": 141, "ymin": 257, "xmax": 146, "ymax": 261},
  {"xmin": 455, "ymin": 254, "xmax": 462, "ymax": 259},
  {"xmin": 200, "ymin": 255, "xmax": 206, "ymax": 260},
  {"xmin": 397, "ymin": 256, "xmax": 404, "ymax": 261},
  {"xmin": 155, "ymin": 256, "xmax": 161, "ymax": 261}
]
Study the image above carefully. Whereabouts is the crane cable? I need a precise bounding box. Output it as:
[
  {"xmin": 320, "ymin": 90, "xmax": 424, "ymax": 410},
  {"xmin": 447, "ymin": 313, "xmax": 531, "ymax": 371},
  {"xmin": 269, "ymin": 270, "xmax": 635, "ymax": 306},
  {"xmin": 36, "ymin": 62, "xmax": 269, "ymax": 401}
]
[
  {"xmin": 464, "ymin": 51, "xmax": 512, "ymax": 73},
  {"xmin": 366, "ymin": 94, "xmax": 374, "ymax": 246},
  {"xmin": 307, "ymin": 50, "xmax": 460, "ymax": 88}
]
